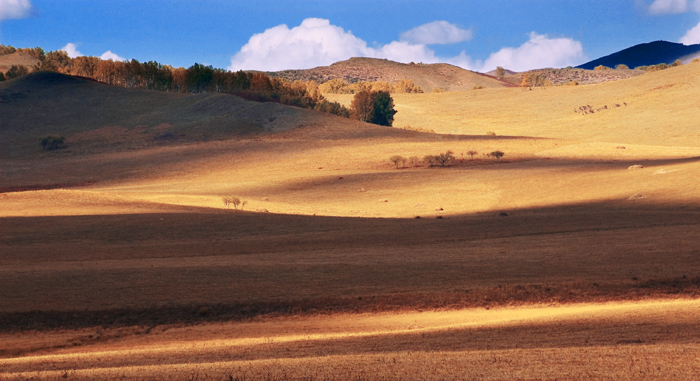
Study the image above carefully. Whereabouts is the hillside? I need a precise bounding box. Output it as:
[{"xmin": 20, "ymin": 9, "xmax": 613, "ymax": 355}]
[
  {"xmin": 0, "ymin": 51, "xmax": 39, "ymax": 74},
  {"xmin": 577, "ymin": 40, "xmax": 700, "ymax": 70},
  {"xmin": 0, "ymin": 72, "xmax": 357, "ymax": 160},
  {"xmin": 501, "ymin": 66, "xmax": 645, "ymax": 86},
  {"xmin": 271, "ymin": 57, "xmax": 513, "ymax": 91},
  {"xmin": 3, "ymin": 60, "xmax": 700, "ymax": 379}
]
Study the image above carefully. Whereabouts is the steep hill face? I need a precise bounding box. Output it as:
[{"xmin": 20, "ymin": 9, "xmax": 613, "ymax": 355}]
[
  {"xmin": 577, "ymin": 40, "xmax": 700, "ymax": 70},
  {"xmin": 0, "ymin": 72, "xmax": 357, "ymax": 159},
  {"xmin": 271, "ymin": 57, "xmax": 514, "ymax": 91}
]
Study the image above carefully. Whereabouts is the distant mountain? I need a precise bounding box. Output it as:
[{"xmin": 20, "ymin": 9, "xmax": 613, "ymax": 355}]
[
  {"xmin": 577, "ymin": 40, "xmax": 700, "ymax": 70},
  {"xmin": 271, "ymin": 57, "xmax": 514, "ymax": 92}
]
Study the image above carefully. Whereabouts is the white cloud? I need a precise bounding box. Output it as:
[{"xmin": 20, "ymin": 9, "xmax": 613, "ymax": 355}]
[
  {"xmin": 649, "ymin": 0, "xmax": 690, "ymax": 14},
  {"xmin": 100, "ymin": 50, "xmax": 126, "ymax": 61},
  {"xmin": 229, "ymin": 18, "xmax": 375, "ymax": 71},
  {"xmin": 648, "ymin": 0, "xmax": 700, "ymax": 13},
  {"xmin": 0, "ymin": 0, "xmax": 32, "ymax": 21},
  {"xmin": 480, "ymin": 32, "xmax": 587, "ymax": 72},
  {"xmin": 61, "ymin": 43, "xmax": 83, "ymax": 58},
  {"xmin": 376, "ymin": 41, "xmax": 439, "ymax": 64},
  {"xmin": 680, "ymin": 21, "xmax": 700, "ymax": 44},
  {"xmin": 399, "ymin": 21, "xmax": 473, "ymax": 45},
  {"xmin": 229, "ymin": 18, "xmax": 585, "ymax": 73}
]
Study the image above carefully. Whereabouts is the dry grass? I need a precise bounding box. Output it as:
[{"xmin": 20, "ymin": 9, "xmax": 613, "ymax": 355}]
[
  {"xmin": 3, "ymin": 300, "xmax": 700, "ymax": 379},
  {"xmin": 2, "ymin": 63, "xmax": 700, "ymax": 378}
]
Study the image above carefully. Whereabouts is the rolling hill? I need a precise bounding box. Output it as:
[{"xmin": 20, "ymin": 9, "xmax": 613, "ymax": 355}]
[
  {"xmin": 271, "ymin": 57, "xmax": 513, "ymax": 91},
  {"xmin": 3, "ymin": 61, "xmax": 700, "ymax": 378},
  {"xmin": 577, "ymin": 40, "xmax": 700, "ymax": 69},
  {"xmin": 0, "ymin": 51, "xmax": 39, "ymax": 74}
]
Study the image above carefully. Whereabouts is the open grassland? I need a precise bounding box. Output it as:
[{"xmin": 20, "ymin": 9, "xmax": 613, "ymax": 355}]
[
  {"xmin": 2, "ymin": 300, "xmax": 700, "ymax": 379},
  {"xmin": 2, "ymin": 62, "xmax": 700, "ymax": 378}
]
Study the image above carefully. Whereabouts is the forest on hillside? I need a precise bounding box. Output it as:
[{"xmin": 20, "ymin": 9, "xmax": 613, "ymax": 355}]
[{"xmin": 0, "ymin": 45, "xmax": 353, "ymax": 118}]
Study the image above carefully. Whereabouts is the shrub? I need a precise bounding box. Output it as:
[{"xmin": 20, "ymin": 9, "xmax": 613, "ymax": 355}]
[
  {"xmin": 594, "ymin": 65, "xmax": 611, "ymax": 71},
  {"xmin": 40, "ymin": 135, "xmax": 66, "ymax": 150},
  {"xmin": 408, "ymin": 156, "xmax": 420, "ymax": 167},
  {"xmin": 5, "ymin": 65, "xmax": 29, "ymax": 79},
  {"xmin": 489, "ymin": 150, "xmax": 505, "ymax": 161},
  {"xmin": 467, "ymin": 150, "xmax": 478, "ymax": 160},
  {"xmin": 615, "ymin": 64, "xmax": 629, "ymax": 70},
  {"xmin": 424, "ymin": 151, "xmax": 455, "ymax": 167},
  {"xmin": 389, "ymin": 155, "xmax": 405, "ymax": 169},
  {"xmin": 486, "ymin": 131, "xmax": 496, "ymax": 136}
]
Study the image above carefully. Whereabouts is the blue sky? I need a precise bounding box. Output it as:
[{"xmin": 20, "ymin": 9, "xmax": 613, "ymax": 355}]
[{"xmin": 2, "ymin": 0, "xmax": 700, "ymax": 72}]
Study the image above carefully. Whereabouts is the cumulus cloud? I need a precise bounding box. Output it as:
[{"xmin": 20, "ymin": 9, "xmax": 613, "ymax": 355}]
[
  {"xmin": 60, "ymin": 43, "xmax": 82, "ymax": 58},
  {"xmin": 399, "ymin": 21, "xmax": 473, "ymax": 45},
  {"xmin": 229, "ymin": 18, "xmax": 585, "ymax": 73},
  {"xmin": 649, "ymin": 0, "xmax": 692, "ymax": 14},
  {"xmin": 229, "ymin": 18, "xmax": 375, "ymax": 71},
  {"xmin": 680, "ymin": 21, "xmax": 700, "ymax": 44},
  {"xmin": 0, "ymin": 0, "xmax": 32, "ymax": 21},
  {"xmin": 480, "ymin": 32, "xmax": 587, "ymax": 72},
  {"xmin": 60, "ymin": 42, "xmax": 126, "ymax": 61},
  {"xmin": 100, "ymin": 50, "xmax": 126, "ymax": 61}
]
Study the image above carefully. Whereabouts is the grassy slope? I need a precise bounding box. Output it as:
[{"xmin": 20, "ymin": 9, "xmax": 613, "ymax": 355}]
[
  {"xmin": 2, "ymin": 64, "xmax": 700, "ymax": 378},
  {"xmin": 273, "ymin": 57, "xmax": 512, "ymax": 92}
]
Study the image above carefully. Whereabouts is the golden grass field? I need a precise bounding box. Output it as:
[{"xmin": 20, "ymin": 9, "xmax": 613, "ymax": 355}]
[{"xmin": 2, "ymin": 62, "xmax": 700, "ymax": 379}]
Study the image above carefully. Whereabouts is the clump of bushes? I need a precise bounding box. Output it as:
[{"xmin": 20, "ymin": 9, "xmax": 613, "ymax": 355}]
[
  {"xmin": 223, "ymin": 196, "xmax": 247, "ymax": 210},
  {"xmin": 39, "ymin": 135, "xmax": 66, "ymax": 150},
  {"xmin": 424, "ymin": 151, "xmax": 455, "ymax": 167},
  {"xmin": 319, "ymin": 78, "xmax": 423, "ymax": 94},
  {"xmin": 488, "ymin": 150, "xmax": 505, "ymax": 161}
]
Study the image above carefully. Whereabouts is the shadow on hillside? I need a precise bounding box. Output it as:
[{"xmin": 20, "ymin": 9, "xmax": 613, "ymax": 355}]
[{"xmin": 2, "ymin": 198, "xmax": 700, "ymax": 336}]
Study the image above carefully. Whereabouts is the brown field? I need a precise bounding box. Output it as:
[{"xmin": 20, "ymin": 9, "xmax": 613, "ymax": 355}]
[{"xmin": 2, "ymin": 62, "xmax": 700, "ymax": 379}]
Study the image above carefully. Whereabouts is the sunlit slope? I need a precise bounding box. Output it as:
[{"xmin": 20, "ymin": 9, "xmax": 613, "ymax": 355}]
[
  {"xmin": 389, "ymin": 62, "xmax": 700, "ymax": 145},
  {"xmin": 3, "ymin": 300, "xmax": 700, "ymax": 379}
]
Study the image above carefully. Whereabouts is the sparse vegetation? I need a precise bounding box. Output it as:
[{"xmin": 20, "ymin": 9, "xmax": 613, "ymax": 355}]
[
  {"xmin": 424, "ymin": 151, "xmax": 455, "ymax": 167},
  {"xmin": 223, "ymin": 196, "xmax": 247, "ymax": 210},
  {"xmin": 319, "ymin": 78, "xmax": 423, "ymax": 94},
  {"xmin": 489, "ymin": 150, "xmax": 505, "ymax": 161},
  {"xmin": 39, "ymin": 135, "xmax": 66, "ymax": 150},
  {"xmin": 466, "ymin": 150, "xmax": 478, "ymax": 160},
  {"xmin": 486, "ymin": 131, "xmax": 496, "ymax": 136},
  {"xmin": 389, "ymin": 155, "xmax": 406, "ymax": 169}
]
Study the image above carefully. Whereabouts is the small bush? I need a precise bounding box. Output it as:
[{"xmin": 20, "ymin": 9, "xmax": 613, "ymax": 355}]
[
  {"xmin": 466, "ymin": 150, "xmax": 478, "ymax": 160},
  {"xmin": 40, "ymin": 135, "xmax": 66, "ymax": 150},
  {"xmin": 489, "ymin": 150, "xmax": 505, "ymax": 161},
  {"xmin": 594, "ymin": 65, "xmax": 611, "ymax": 71},
  {"xmin": 486, "ymin": 131, "xmax": 496, "ymax": 136},
  {"xmin": 424, "ymin": 151, "xmax": 455, "ymax": 167},
  {"xmin": 615, "ymin": 64, "xmax": 629, "ymax": 70},
  {"xmin": 389, "ymin": 155, "xmax": 406, "ymax": 169}
]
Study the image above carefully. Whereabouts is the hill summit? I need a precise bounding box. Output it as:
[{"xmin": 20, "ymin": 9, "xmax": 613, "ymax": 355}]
[{"xmin": 271, "ymin": 57, "xmax": 513, "ymax": 92}]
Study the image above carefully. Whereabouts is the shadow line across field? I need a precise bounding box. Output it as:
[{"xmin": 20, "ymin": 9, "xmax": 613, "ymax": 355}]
[{"xmin": 2, "ymin": 199, "xmax": 700, "ymax": 333}]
